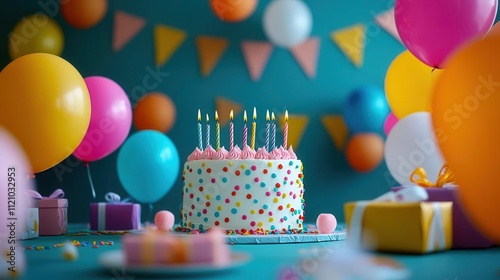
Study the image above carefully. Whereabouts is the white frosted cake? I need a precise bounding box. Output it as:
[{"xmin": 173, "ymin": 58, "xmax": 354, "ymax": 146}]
[{"xmin": 180, "ymin": 145, "xmax": 305, "ymax": 234}]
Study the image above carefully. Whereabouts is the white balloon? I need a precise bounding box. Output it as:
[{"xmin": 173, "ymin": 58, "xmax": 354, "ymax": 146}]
[
  {"xmin": 263, "ymin": 0, "xmax": 312, "ymax": 48},
  {"xmin": 384, "ymin": 112, "xmax": 445, "ymax": 186}
]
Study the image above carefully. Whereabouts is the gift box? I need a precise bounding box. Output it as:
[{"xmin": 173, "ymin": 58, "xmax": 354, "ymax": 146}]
[
  {"xmin": 90, "ymin": 192, "xmax": 141, "ymax": 231},
  {"xmin": 397, "ymin": 165, "xmax": 494, "ymax": 248},
  {"xmin": 394, "ymin": 186, "xmax": 494, "ymax": 248},
  {"xmin": 20, "ymin": 208, "xmax": 39, "ymax": 240},
  {"xmin": 27, "ymin": 189, "xmax": 68, "ymax": 236},
  {"xmin": 344, "ymin": 201, "xmax": 452, "ymax": 254}
]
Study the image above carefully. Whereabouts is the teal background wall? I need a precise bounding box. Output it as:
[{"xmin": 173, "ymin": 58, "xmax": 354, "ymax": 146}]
[{"xmin": 0, "ymin": 0, "xmax": 408, "ymax": 224}]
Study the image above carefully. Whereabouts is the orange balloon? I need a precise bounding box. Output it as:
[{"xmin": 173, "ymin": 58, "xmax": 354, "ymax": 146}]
[
  {"xmin": 61, "ymin": 0, "xmax": 108, "ymax": 29},
  {"xmin": 210, "ymin": 0, "xmax": 258, "ymax": 22},
  {"xmin": 345, "ymin": 133, "xmax": 384, "ymax": 173},
  {"xmin": 487, "ymin": 22, "xmax": 500, "ymax": 37},
  {"xmin": 431, "ymin": 35, "xmax": 500, "ymax": 243},
  {"xmin": 133, "ymin": 92, "xmax": 176, "ymax": 133}
]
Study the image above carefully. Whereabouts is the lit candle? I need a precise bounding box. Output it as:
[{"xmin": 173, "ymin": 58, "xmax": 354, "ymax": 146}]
[
  {"xmin": 197, "ymin": 109, "xmax": 203, "ymax": 150},
  {"xmin": 265, "ymin": 110, "xmax": 270, "ymax": 152},
  {"xmin": 251, "ymin": 107, "xmax": 256, "ymax": 150},
  {"xmin": 283, "ymin": 110, "xmax": 289, "ymax": 149},
  {"xmin": 206, "ymin": 113, "xmax": 210, "ymax": 148},
  {"xmin": 229, "ymin": 110, "xmax": 234, "ymax": 149},
  {"xmin": 271, "ymin": 112, "xmax": 276, "ymax": 150},
  {"xmin": 242, "ymin": 110, "xmax": 248, "ymax": 147},
  {"xmin": 215, "ymin": 111, "xmax": 220, "ymax": 151}
]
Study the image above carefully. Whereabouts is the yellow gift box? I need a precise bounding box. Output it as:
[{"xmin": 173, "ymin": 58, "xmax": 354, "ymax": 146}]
[{"xmin": 344, "ymin": 201, "xmax": 453, "ymax": 254}]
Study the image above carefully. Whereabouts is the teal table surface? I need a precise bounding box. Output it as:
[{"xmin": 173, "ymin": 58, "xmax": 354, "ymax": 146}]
[{"xmin": 16, "ymin": 224, "xmax": 500, "ymax": 280}]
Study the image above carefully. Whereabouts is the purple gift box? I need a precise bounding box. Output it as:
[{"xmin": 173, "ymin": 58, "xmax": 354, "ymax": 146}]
[
  {"xmin": 393, "ymin": 186, "xmax": 494, "ymax": 248},
  {"xmin": 89, "ymin": 193, "xmax": 141, "ymax": 231}
]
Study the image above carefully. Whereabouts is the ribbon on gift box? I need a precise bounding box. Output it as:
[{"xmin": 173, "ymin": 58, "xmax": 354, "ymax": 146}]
[
  {"xmin": 348, "ymin": 187, "xmax": 448, "ymax": 252},
  {"xmin": 26, "ymin": 189, "xmax": 65, "ymax": 199},
  {"xmin": 97, "ymin": 192, "xmax": 131, "ymax": 230},
  {"xmin": 410, "ymin": 164, "xmax": 455, "ymax": 188}
]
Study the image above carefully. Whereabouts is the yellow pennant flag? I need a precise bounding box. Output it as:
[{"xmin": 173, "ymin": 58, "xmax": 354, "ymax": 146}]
[
  {"xmin": 321, "ymin": 115, "xmax": 349, "ymax": 150},
  {"xmin": 154, "ymin": 25, "xmax": 187, "ymax": 66},
  {"xmin": 279, "ymin": 114, "xmax": 309, "ymax": 150},
  {"xmin": 331, "ymin": 24, "xmax": 366, "ymax": 68}
]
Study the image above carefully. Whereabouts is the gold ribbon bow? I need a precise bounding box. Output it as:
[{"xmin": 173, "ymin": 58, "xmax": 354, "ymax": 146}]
[{"xmin": 410, "ymin": 164, "xmax": 455, "ymax": 188}]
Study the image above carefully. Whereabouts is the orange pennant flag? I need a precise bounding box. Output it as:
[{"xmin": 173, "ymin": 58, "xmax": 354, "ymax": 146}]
[
  {"xmin": 215, "ymin": 97, "xmax": 243, "ymax": 127},
  {"xmin": 196, "ymin": 36, "xmax": 229, "ymax": 76}
]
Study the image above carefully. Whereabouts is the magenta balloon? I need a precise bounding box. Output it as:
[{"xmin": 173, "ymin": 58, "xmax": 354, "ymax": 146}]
[
  {"xmin": 73, "ymin": 76, "xmax": 132, "ymax": 162},
  {"xmin": 395, "ymin": 0, "xmax": 497, "ymax": 69}
]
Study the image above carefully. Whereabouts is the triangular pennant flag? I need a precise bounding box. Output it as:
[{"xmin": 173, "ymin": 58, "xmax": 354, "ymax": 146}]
[
  {"xmin": 113, "ymin": 11, "xmax": 146, "ymax": 52},
  {"xmin": 241, "ymin": 41, "xmax": 273, "ymax": 81},
  {"xmin": 154, "ymin": 25, "xmax": 187, "ymax": 66},
  {"xmin": 331, "ymin": 24, "xmax": 365, "ymax": 68},
  {"xmin": 279, "ymin": 114, "xmax": 309, "ymax": 150},
  {"xmin": 290, "ymin": 37, "xmax": 320, "ymax": 79},
  {"xmin": 321, "ymin": 115, "xmax": 349, "ymax": 150},
  {"xmin": 374, "ymin": 9, "xmax": 402, "ymax": 43},
  {"xmin": 196, "ymin": 36, "xmax": 229, "ymax": 77},
  {"xmin": 215, "ymin": 97, "xmax": 243, "ymax": 127}
]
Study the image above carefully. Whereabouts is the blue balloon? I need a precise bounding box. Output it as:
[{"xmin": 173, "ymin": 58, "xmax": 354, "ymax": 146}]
[
  {"xmin": 117, "ymin": 130, "xmax": 180, "ymax": 204},
  {"xmin": 343, "ymin": 86, "xmax": 390, "ymax": 133}
]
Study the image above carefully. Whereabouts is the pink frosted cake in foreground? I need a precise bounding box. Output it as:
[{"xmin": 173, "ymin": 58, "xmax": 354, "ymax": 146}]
[
  {"xmin": 180, "ymin": 144, "xmax": 305, "ymax": 234},
  {"xmin": 123, "ymin": 229, "xmax": 230, "ymax": 266}
]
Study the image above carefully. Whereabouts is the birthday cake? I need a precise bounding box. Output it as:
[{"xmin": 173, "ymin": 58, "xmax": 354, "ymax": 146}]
[{"xmin": 180, "ymin": 145, "xmax": 305, "ymax": 234}]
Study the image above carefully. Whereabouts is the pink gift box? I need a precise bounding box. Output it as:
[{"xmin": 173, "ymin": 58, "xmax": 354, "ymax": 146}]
[{"xmin": 38, "ymin": 198, "xmax": 68, "ymax": 236}]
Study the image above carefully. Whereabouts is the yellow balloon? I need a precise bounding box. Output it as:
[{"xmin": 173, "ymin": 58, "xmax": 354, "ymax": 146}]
[
  {"xmin": 431, "ymin": 36, "xmax": 500, "ymax": 243},
  {"xmin": 0, "ymin": 53, "xmax": 90, "ymax": 173},
  {"xmin": 8, "ymin": 14, "xmax": 64, "ymax": 60},
  {"xmin": 385, "ymin": 50, "xmax": 442, "ymax": 119}
]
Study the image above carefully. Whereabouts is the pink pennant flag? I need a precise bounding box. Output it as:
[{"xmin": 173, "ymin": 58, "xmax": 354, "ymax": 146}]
[
  {"xmin": 374, "ymin": 9, "xmax": 402, "ymax": 43},
  {"xmin": 290, "ymin": 37, "xmax": 320, "ymax": 79},
  {"xmin": 241, "ymin": 41, "xmax": 273, "ymax": 81},
  {"xmin": 113, "ymin": 11, "xmax": 147, "ymax": 52}
]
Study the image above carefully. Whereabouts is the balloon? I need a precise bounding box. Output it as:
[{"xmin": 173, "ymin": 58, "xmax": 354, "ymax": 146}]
[
  {"xmin": 0, "ymin": 128, "xmax": 34, "ymax": 240},
  {"xmin": 133, "ymin": 92, "xmax": 176, "ymax": 133},
  {"xmin": 117, "ymin": 130, "xmax": 180, "ymax": 204},
  {"xmin": 383, "ymin": 113, "xmax": 398, "ymax": 136},
  {"xmin": 394, "ymin": 0, "xmax": 497, "ymax": 68},
  {"xmin": 343, "ymin": 86, "xmax": 390, "ymax": 133},
  {"xmin": 345, "ymin": 133, "xmax": 384, "ymax": 173},
  {"xmin": 0, "ymin": 53, "xmax": 91, "ymax": 173},
  {"xmin": 61, "ymin": 0, "xmax": 108, "ymax": 29},
  {"xmin": 487, "ymin": 21, "xmax": 500, "ymax": 37},
  {"xmin": 73, "ymin": 76, "xmax": 132, "ymax": 163},
  {"xmin": 384, "ymin": 112, "xmax": 445, "ymax": 186},
  {"xmin": 8, "ymin": 14, "xmax": 64, "ymax": 60},
  {"xmin": 385, "ymin": 50, "xmax": 442, "ymax": 119},
  {"xmin": 210, "ymin": 0, "xmax": 257, "ymax": 22},
  {"xmin": 263, "ymin": 0, "xmax": 312, "ymax": 48},
  {"xmin": 431, "ymin": 35, "xmax": 500, "ymax": 243}
]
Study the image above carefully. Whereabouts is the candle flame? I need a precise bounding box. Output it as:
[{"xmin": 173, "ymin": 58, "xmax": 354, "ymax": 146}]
[
  {"xmin": 244, "ymin": 110, "xmax": 247, "ymax": 123},
  {"xmin": 206, "ymin": 113, "xmax": 209, "ymax": 122},
  {"xmin": 198, "ymin": 109, "xmax": 201, "ymax": 122},
  {"xmin": 253, "ymin": 107, "xmax": 257, "ymax": 121},
  {"xmin": 230, "ymin": 110, "xmax": 234, "ymax": 121},
  {"xmin": 271, "ymin": 112, "xmax": 275, "ymax": 121},
  {"xmin": 266, "ymin": 110, "xmax": 270, "ymax": 122},
  {"xmin": 285, "ymin": 110, "xmax": 288, "ymax": 122},
  {"xmin": 215, "ymin": 111, "xmax": 219, "ymax": 122}
]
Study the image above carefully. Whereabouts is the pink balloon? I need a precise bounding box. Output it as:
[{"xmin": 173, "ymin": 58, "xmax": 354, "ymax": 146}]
[
  {"xmin": 395, "ymin": 0, "xmax": 497, "ymax": 69},
  {"xmin": 383, "ymin": 113, "xmax": 398, "ymax": 136},
  {"xmin": 73, "ymin": 76, "xmax": 132, "ymax": 162},
  {"xmin": 0, "ymin": 128, "xmax": 35, "ymax": 240}
]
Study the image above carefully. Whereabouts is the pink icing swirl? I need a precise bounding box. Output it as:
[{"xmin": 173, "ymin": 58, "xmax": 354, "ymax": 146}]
[
  {"xmin": 288, "ymin": 146, "xmax": 297, "ymax": 159},
  {"xmin": 212, "ymin": 147, "xmax": 229, "ymax": 160},
  {"xmin": 241, "ymin": 145, "xmax": 256, "ymax": 159},
  {"xmin": 227, "ymin": 145, "xmax": 242, "ymax": 160},
  {"xmin": 269, "ymin": 148, "xmax": 283, "ymax": 160},
  {"xmin": 255, "ymin": 148, "xmax": 270, "ymax": 159},
  {"xmin": 200, "ymin": 145, "xmax": 216, "ymax": 160},
  {"xmin": 187, "ymin": 147, "xmax": 203, "ymax": 161},
  {"xmin": 187, "ymin": 145, "xmax": 297, "ymax": 160}
]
